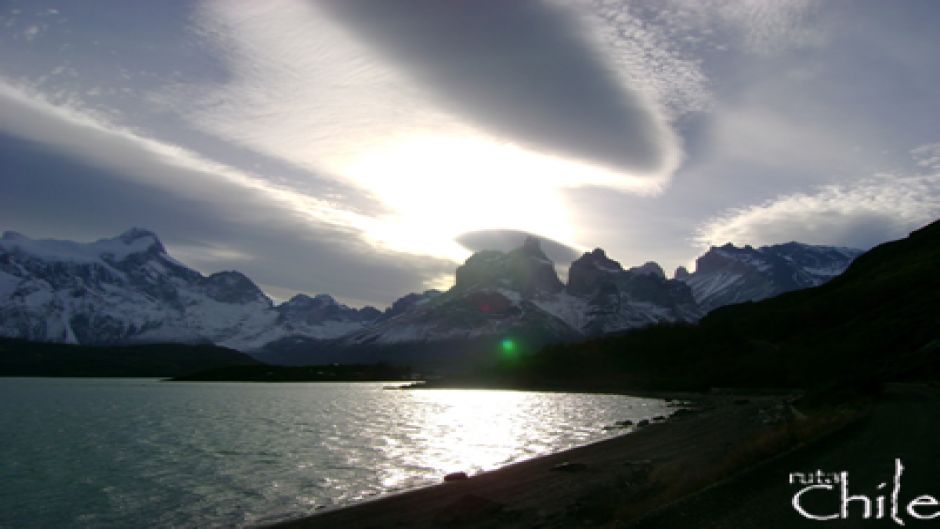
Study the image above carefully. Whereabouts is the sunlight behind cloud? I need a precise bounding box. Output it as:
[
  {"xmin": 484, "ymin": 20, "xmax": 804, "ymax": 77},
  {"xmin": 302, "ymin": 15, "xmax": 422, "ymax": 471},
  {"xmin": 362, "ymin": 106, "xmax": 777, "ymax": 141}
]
[
  {"xmin": 343, "ymin": 133, "xmax": 664, "ymax": 262},
  {"xmin": 185, "ymin": 0, "xmax": 679, "ymax": 264}
]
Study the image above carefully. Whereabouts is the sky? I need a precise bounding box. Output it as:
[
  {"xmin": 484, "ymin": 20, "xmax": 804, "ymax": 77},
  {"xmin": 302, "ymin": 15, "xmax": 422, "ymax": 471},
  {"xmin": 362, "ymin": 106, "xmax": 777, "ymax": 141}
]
[{"xmin": 1, "ymin": 0, "xmax": 939, "ymax": 308}]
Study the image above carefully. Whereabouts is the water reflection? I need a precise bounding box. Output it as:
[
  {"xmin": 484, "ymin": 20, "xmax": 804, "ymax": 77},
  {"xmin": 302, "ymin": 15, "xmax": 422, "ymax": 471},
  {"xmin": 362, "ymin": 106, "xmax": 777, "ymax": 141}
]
[
  {"xmin": 374, "ymin": 388, "xmax": 664, "ymax": 491},
  {"xmin": 0, "ymin": 380, "xmax": 670, "ymax": 528}
]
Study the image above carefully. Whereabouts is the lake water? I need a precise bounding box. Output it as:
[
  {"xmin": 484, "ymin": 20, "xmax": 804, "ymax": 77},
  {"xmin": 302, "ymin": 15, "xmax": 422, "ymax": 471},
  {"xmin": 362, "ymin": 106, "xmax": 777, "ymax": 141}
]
[{"xmin": 0, "ymin": 378, "xmax": 671, "ymax": 528}]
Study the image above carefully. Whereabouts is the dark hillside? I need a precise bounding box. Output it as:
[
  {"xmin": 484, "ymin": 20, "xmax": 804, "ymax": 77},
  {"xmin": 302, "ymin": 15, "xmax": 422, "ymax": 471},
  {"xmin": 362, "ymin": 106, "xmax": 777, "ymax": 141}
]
[{"xmin": 0, "ymin": 338, "xmax": 260, "ymax": 377}]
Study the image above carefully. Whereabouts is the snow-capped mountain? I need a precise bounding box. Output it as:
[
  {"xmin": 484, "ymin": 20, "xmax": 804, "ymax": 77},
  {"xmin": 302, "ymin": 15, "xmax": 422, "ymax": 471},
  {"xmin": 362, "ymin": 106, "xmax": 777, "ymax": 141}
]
[
  {"xmin": 336, "ymin": 237, "xmax": 700, "ymax": 348},
  {"xmin": 676, "ymin": 242, "xmax": 863, "ymax": 313},
  {"xmin": 0, "ymin": 228, "xmax": 862, "ymax": 358},
  {"xmin": 0, "ymin": 229, "xmax": 378, "ymax": 349},
  {"xmin": 340, "ymin": 237, "xmax": 575, "ymax": 346},
  {"xmin": 562, "ymin": 249, "xmax": 701, "ymax": 334}
]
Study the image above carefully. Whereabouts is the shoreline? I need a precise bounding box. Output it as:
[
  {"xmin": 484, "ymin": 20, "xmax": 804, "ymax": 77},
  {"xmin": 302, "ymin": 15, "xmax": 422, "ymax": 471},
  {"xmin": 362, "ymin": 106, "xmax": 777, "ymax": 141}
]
[{"xmin": 262, "ymin": 393, "xmax": 816, "ymax": 529}]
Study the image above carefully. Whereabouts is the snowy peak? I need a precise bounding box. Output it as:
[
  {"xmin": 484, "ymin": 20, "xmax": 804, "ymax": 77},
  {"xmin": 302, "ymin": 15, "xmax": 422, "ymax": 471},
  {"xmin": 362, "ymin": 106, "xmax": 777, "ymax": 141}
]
[
  {"xmin": 561, "ymin": 248, "xmax": 700, "ymax": 334},
  {"xmin": 0, "ymin": 229, "xmax": 372, "ymax": 350},
  {"xmin": 345, "ymin": 241, "xmax": 702, "ymax": 350},
  {"xmin": 203, "ymin": 271, "xmax": 271, "ymax": 305},
  {"xmin": 0, "ymin": 227, "xmax": 168, "ymax": 266},
  {"xmin": 382, "ymin": 290, "xmax": 441, "ymax": 319},
  {"xmin": 277, "ymin": 293, "xmax": 379, "ymax": 324},
  {"xmin": 763, "ymin": 242, "xmax": 861, "ymax": 279},
  {"xmin": 680, "ymin": 241, "xmax": 863, "ymax": 312},
  {"xmin": 116, "ymin": 227, "xmax": 165, "ymax": 252},
  {"xmin": 0, "ymin": 227, "xmax": 866, "ymax": 357}
]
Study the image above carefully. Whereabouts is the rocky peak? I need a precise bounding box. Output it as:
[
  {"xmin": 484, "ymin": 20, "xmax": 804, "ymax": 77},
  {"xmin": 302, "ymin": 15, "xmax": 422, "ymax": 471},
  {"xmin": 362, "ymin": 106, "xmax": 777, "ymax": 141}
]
[
  {"xmin": 455, "ymin": 238, "xmax": 563, "ymax": 296},
  {"xmin": 116, "ymin": 227, "xmax": 165, "ymax": 254},
  {"xmin": 628, "ymin": 261, "xmax": 666, "ymax": 279},
  {"xmin": 283, "ymin": 293, "xmax": 337, "ymax": 308},
  {"xmin": 567, "ymin": 247, "xmax": 623, "ymax": 296},
  {"xmin": 383, "ymin": 290, "xmax": 441, "ymax": 319},
  {"xmin": 278, "ymin": 292, "xmax": 353, "ymax": 323},
  {"xmin": 357, "ymin": 306, "xmax": 382, "ymax": 321},
  {"xmin": 693, "ymin": 244, "xmax": 756, "ymax": 275},
  {"xmin": 520, "ymin": 235, "xmax": 544, "ymax": 255},
  {"xmin": 674, "ymin": 266, "xmax": 690, "ymax": 280}
]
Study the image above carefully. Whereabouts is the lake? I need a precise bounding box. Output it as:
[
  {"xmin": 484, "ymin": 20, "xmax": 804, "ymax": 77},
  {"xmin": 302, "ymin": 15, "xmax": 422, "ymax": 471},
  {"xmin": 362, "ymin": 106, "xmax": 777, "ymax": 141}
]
[{"xmin": 0, "ymin": 378, "xmax": 671, "ymax": 528}]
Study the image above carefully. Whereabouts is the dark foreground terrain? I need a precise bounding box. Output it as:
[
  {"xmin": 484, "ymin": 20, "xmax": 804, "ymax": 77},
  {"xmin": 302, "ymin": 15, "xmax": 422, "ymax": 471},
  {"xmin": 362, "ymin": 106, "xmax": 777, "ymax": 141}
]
[
  {"xmin": 631, "ymin": 384, "xmax": 940, "ymax": 528},
  {"xmin": 0, "ymin": 338, "xmax": 258, "ymax": 377}
]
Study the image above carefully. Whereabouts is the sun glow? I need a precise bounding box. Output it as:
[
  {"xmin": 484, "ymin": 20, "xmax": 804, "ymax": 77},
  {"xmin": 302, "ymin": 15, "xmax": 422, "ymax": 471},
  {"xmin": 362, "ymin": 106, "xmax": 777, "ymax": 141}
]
[{"xmin": 342, "ymin": 133, "xmax": 654, "ymax": 263}]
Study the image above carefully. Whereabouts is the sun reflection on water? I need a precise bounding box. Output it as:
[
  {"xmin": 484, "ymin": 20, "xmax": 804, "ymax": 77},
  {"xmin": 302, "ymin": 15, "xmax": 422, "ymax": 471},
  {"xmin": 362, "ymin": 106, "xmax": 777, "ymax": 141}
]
[{"xmin": 373, "ymin": 388, "xmax": 658, "ymax": 492}]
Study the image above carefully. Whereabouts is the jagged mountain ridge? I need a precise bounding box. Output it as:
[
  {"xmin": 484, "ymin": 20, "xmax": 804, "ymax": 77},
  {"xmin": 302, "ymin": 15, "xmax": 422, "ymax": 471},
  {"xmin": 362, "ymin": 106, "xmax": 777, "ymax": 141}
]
[
  {"xmin": 676, "ymin": 242, "xmax": 863, "ymax": 313},
  {"xmin": 0, "ymin": 228, "xmax": 861, "ymax": 355},
  {"xmin": 259, "ymin": 237, "xmax": 704, "ymax": 366},
  {"xmin": 340, "ymin": 238, "xmax": 582, "ymax": 347},
  {"xmin": 0, "ymin": 229, "xmax": 379, "ymax": 349}
]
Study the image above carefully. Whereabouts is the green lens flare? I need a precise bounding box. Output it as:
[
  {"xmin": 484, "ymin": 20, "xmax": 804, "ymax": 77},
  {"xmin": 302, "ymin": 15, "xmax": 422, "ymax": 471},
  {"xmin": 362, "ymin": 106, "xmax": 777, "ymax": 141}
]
[{"xmin": 501, "ymin": 338, "xmax": 517, "ymax": 359}]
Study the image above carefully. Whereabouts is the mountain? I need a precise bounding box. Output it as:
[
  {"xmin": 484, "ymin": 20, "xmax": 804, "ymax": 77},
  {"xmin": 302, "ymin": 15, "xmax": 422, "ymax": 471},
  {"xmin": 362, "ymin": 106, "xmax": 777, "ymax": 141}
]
[
  {"xmin": 259, "ymin": 237, "xmax": 702, "ymax": 366},
  {"xmin": 341, "ymin": 237, "xmax": 577, "ymax": 347},
  {"xmin": 347, "ymin": 237, "xmax": 702, "ymax": 344},
  {"xmin": 0, "ymin": 229, "xmax": 378, "ymax": 349},
  {"xmin": 564, "ymin": 249, "xmax": 701, "ymax": 335},
  {"xmin": 479, "ymin": 219, "xmax": 940, "ymax": 392},
  {"xmin": 0, "ymin": 228, "xmax": 862, "ymax": 368},
  {"xmin": 677, "ymin": 241, "xmax": 862, "ymax": 313}
]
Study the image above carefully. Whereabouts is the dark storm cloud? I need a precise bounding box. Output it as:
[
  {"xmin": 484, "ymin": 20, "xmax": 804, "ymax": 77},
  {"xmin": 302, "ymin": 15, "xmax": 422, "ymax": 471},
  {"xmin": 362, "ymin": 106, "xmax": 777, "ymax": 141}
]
[
  {"xmin": 317, "ymin": 0, "xmax": 670, "ymax": 174},
  {"xmin": 456, "ymin": 229, "xmax": 580, "ymax": 265}
]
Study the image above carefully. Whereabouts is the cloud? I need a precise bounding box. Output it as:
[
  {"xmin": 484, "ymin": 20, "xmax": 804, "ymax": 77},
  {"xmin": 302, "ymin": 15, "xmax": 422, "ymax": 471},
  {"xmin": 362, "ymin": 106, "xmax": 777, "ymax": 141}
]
[
  {"xmin": 0, "ymin": 78, "xmax": 371, "ymax": 235},
  {"xmin": 702, "ymin": 0, "xmax": 823, "ymax": 54},
  {"xmin": 22, "ymin": 24, "xmax": 41, "ymax": 41},
  {"xmin": 699, "ymin": 103, "xmax": 877, "ymax": 185},
  {"xmin": 912, "ymin": 143, "xmax": 940, "ymax": 170},
  {"xmin": 456, "ymin": 229, "xmax": 582, "ymax": 265},
  {"xmin": 630, "ymin": 0, "xmax": 823, "ymax": 56},
  {"xmin": 695, "ymin": 171, "xmax": 940, "ymax": 250},
  {"xmin": 561, "ymin": 0, "xmax": 713, "ymax": 118},
  {"xmin": 174, "ymin": 1, "xmax": 689, "ymax": 263},
  {"xmin": 316, "ymin": 0, "xmax": 677, "ymax": 175},
  {"xmin": 0, "ymin": 78, "xmax": 455, "ymax": 307}
]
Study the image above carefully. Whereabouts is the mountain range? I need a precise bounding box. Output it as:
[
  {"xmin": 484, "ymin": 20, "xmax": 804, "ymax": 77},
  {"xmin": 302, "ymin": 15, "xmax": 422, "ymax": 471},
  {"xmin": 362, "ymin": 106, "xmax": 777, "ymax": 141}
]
[
  {"xmin": 485, "ymin": 217, "xmax": 940, "ymax": 392},
  {"xmin": 676, "ymin": 242, "xmax": 861, "ymax": 312},
  {"xmin": 0, "ymin": 228, "xmax": 861, "ymax": 363}
]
